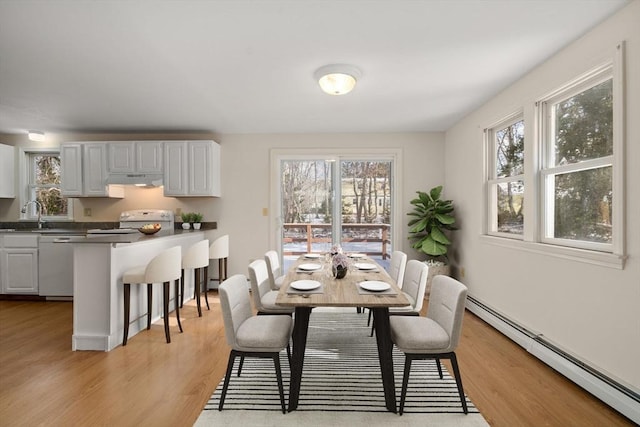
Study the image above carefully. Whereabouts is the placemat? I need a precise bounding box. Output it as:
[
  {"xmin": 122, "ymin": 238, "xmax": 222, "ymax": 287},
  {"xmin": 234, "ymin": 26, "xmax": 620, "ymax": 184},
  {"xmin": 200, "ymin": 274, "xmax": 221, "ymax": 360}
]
[
  {"xmin": 286, "ymin": 283, "xmax": 325, "ymax": 295},
  {"xmin": 355, "ymin": 282, "xmax": 398, "ymax": 296}
]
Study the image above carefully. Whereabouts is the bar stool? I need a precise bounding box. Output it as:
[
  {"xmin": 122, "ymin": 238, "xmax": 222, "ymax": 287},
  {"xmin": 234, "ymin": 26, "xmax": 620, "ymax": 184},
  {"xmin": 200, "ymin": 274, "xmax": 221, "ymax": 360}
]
[
  {"xmin": 209, "ymin": 235, "xmax": 229, "ymax": 287},
  {"xmin": 180, "ymin": 239, "xmax": 210, "ymax": 316},
  {"xmin": 122, "ymin": 246, "xmax": 182, "ymax": 345}
]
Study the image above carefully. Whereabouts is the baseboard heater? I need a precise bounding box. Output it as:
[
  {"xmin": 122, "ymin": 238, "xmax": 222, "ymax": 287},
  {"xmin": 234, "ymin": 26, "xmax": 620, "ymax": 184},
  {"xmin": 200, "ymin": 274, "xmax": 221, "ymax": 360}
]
[{"xmin": 465, "ymin": 295, "xmax": 639, "ymax": 424}]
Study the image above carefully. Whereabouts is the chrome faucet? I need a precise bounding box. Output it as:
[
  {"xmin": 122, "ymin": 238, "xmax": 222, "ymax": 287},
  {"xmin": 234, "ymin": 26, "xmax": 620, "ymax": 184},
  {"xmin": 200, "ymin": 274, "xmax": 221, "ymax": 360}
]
[{"xmin": 21, "ymin": 200, "xmax": 45, "ymax": 229}]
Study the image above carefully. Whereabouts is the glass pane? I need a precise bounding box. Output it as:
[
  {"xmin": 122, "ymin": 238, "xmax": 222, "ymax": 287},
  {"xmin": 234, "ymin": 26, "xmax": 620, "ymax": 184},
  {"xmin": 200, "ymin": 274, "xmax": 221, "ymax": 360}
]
[
  {"xmin": 554, "ymin": 79, "xmax": 613, "ymax": 166},
  {"xmin": 495, "ymin": 120, "xmax": 524, "ymax": 178},
  {"xmin": 33, "ymin": 155, "xmax": 61, "ymax": 185},
  {"xmin": 281, "ymin": 160, "xmax": 334, "ymax": 268},
  {"xmin": 340, "ymin": 161, "xmax": 392, "ymax": 261},
  {"xmin": 496, "ymin": 181, "xmax": 524, "ymax": 234},
  {"xmin": 36, "ymin": 187, "xmax": 68, "ymax": 216},
  {"xmin": 553, "ymin": 166, "xmax": 612, "ymax": 243}
]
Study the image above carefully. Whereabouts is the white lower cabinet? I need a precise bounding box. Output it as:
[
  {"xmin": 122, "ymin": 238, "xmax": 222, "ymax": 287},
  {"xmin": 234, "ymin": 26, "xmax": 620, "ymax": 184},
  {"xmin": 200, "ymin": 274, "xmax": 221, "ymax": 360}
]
[{"xmin": 0, "ymin": 235, "xmax": 39, "ymax": 295}]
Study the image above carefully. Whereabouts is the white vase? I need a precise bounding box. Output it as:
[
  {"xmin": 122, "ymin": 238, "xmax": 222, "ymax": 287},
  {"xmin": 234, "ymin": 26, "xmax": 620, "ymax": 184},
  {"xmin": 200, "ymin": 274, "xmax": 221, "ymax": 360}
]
[
  {"xmin": 182, "ymin": 223, "xmax": 191, "ymax": 230},
  {"xmin": 193, "ymin": 223, "xmax": 201, "ymax": 230}
]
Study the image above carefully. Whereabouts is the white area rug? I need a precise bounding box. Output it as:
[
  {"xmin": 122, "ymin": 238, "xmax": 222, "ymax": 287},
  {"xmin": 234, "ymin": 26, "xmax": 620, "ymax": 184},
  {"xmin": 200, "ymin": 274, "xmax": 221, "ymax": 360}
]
[{"xmin": 196, "ymin": 309, "xmax": 489, "ymax": 427}]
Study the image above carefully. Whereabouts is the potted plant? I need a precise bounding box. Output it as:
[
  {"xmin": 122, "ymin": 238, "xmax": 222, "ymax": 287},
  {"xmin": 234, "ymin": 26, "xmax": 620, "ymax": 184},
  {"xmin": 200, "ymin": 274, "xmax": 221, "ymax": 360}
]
[
  {"xmin": 192, "ymin": 212, "xmax": 203, "ymax": 230},
  {"xmin": 407, "ymin": 185, "xmax": 457, "ymax": 294},
  {"xmin": 180, "ymin": 212, "xmax": 193, "ymax": 229}
]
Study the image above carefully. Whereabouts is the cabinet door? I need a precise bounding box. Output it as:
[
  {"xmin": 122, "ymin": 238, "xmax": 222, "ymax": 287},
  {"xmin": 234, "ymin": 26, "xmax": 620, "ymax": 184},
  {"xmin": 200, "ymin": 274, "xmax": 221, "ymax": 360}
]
[
  {"xmin": 108, "ymin": 142, "xmax": 135, "ymax": 173},
  {"xmin": 0, "ymin": 144, "xmax": 15, "ymax": 198},
  {"xmin": 136, "ymin": 141, "xmax": 163, "ymax": 173},
  {"xmin": 83, "ymin": 144, "xmax": 110, "ymax": 196},
  {"xmin": 60, "ymin": 143, "xmax": 83, "ymax": 197},
  {"xmin": 1, "ymin": 249, "xmax": 38, "ymax": 294},
  {"xmin": 163, "ymin": 142, "xmax": 188, "ymax": 196},
  {"xmin": 188, "ymin": 141, "xmax": 215, "ymax": 196}
]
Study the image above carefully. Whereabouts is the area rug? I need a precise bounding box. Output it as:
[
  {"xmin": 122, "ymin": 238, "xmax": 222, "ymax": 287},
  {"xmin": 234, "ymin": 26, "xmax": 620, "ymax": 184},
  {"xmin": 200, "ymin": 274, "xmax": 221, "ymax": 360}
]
[{"xmin": 196, "ymin": 309, "xmax": 489, "ymax": 427}]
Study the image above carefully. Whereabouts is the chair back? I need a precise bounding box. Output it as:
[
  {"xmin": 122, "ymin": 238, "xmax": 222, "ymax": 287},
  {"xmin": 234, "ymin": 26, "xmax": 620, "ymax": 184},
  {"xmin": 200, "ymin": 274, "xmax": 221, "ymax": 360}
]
[
  {"xmin": 145, "ymin": 246, "xmax": 182, "ymax": 283},
  {"xmin": 264, "ymin": 250, "xmax": 282, "ymax": 290},
  {"xmin": 209, "ymin": 235, "xmax": 229, "ymax": 259},
  {"xmin": 389, "ymin": 251, "xmax": 407, "ymax": 288},
  {"xmin": 427, "ymin": 275, "xmax": 468, "ymax": 352},
  {"xmin": 248, "ymin": 259, "xmax": 271, "ymax": 311},
  {"xmin": 401, "ymin": 260, "xmax": 428, "ymax": 312},
  {"xmin": 218, "ymin": 274, "xmax": 253, "ymax": 350},
  {"xmin": 182, "ymin": 239, "xmax": 210, "ymax": 269}
]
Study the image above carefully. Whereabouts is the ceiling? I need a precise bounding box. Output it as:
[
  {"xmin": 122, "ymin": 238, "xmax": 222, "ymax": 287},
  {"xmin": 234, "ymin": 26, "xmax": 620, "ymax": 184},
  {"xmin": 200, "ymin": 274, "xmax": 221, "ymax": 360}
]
[{"xmin": 0, "ymin": 0, "xmax": 629, "ymax": 136}]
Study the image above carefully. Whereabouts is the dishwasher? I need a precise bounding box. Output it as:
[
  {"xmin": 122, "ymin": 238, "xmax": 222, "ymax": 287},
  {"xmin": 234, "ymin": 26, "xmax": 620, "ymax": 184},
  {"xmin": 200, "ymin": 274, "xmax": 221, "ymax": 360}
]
[{"xmin": 38, "ymin": 235, "xmax": 76, "ymax": 299}]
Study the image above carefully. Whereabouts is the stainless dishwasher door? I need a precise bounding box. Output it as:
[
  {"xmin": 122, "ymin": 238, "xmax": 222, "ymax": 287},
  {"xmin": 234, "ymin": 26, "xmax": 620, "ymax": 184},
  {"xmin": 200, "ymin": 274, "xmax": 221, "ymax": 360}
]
[{"xmin": 38, "ymin": 236, "xmax": 74, "ymax": 298}]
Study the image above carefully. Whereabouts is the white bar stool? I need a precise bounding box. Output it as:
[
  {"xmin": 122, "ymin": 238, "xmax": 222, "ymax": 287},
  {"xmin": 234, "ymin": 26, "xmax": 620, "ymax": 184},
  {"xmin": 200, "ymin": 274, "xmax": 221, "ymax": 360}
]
[
  {"xmin": 209, "ymin": 235, "xmax": 229, "ymax": 286},
  {"xmin": 122, "ymin": 246, "xmax": 182, "ymax": 345},
  {"xmin": 180, "ymin": 239, "xmax": 210, "ymax": 316}
]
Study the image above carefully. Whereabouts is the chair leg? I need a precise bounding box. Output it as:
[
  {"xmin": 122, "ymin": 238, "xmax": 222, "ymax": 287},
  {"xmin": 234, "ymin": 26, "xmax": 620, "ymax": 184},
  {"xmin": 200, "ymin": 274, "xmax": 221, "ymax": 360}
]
[
  {"xmin": 286, "ymin": 344, "xmax": 291, "ymax": 366},
  {"xmin": 180, "ymin": 268, "xmax": 185, "ymax": 308},
  {"xmin": 202, "ymin": 266, "xmax": 210, "ymax": 310},
  {"xmin": 147, "ymin": 283, "xmax": 153, "ymax": 330},
  {"xmin": 436, "ymin": 358, "xmax": 443, "ymax": 379},
  {"xmin": 399, "ymin": 355, "xmax": 413, "ymax": 416},
  {"xmin": 450, "ymin": 353, "xmax": 468, "ymax": 414},
  {"xmin": 273, "ymin": 353, "xmax": 286, "ymax": 414},
  {"xmin": 370, "ymin": 316, "xmax": 375, "ymax": 337},
  {"xmin": 218, "ymin": 351, "xmax": 237, "ymax": 411},
  {"xmin": 237, "ymin": 356, "xmax": 245, "ymax": 377},
  {"xmin": 123, "ymin": 283, "xmax": 131, "ymax": 346},
  {"xmin": 174, "ymin": 279, "xmax": 183, "ymax": 333},
  {"xmin": 367, "ymin": 309, "xmax": 372, "ymax": 326},
  {"xmin": 163, "ymin": 281, "xmax": 171, "ymax": 343}
]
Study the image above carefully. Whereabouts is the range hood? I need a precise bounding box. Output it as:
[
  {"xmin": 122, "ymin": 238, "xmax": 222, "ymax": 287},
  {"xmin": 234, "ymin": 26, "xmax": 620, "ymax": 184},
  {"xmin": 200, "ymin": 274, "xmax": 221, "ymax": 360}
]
[{"xmin": 105, "ymin": 173, "xmax": 163, "ymax": 187}]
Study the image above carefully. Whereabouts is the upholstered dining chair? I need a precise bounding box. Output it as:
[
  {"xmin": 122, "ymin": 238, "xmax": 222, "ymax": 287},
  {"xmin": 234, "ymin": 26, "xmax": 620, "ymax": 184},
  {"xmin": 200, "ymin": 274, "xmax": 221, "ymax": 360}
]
[
  {"xmin": 367, "ymin": 250, "xmax": 407, "ymax": 323},
  {"xmin": 218, "ymin": 274, "xmax": 293, "ymax": 413},
  {"xmin": 265, "ymin": 250, "xmax": 285, "ymax": 290},
  {"xmin": 370, "ymin": 259, "xmax": 427, "ymax": 335},
  {"xmin": 248, "ymin": 259, "xmax": 294, "ymax": 315},
  {"xmin": 390, "ymin": 275, "xmax": 469, "ymax": 415}
]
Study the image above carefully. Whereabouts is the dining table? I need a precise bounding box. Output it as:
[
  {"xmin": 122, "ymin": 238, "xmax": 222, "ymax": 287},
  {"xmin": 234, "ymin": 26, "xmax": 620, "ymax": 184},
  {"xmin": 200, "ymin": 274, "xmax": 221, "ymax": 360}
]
[{"xmin": 275, "ymin": 253, "xmax": 410, "ymax": 413}]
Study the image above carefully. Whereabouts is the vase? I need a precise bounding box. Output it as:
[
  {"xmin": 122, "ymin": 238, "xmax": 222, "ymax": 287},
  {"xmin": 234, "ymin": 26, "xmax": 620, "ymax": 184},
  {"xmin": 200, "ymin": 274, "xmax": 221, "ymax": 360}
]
[
  {"xmin": 193, "ymin": 223, "xmax": 201, "ymax": 230},
  {"xmin": 181, "ymin": 223, "xmax": 190, "ymax": 230},
  {"xmin": 333, "ymin": 265, "xmax": 348, "ymax": 279}
]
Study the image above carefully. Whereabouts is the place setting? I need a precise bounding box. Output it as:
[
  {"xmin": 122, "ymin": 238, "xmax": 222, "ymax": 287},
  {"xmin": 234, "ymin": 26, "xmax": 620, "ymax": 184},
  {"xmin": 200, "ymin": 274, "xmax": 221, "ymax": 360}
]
[
  {"xmin": 296, "ymin": 262, "xmax": 323, "ymax": 274},
  {"xmin": 286, "ymin": 279, "xmax": 324, "ymax": 296},
  {"xmin": 356, "ymin": 280, "xmax": 397, "ymax": 296},
  {"xmin": 353, "ymin": 262, "xmax": 379, "ymax": 273}
]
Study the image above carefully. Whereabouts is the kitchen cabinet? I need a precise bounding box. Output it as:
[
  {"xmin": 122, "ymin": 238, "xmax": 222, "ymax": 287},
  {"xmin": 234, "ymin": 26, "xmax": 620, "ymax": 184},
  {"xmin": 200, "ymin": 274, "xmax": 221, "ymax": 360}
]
[
  {"xmin": 60, "ymin": 143, "xmax": 124, "ymax": 198},
  {"xmin": 0, "ymin": 234, "xmax": 39, "ymax": 295},
  {"xmin": 163, "ymin": 140, "xmax": 221, "ymax": 197},
  {"xmin": 0, "ymin": 143, "xmax": 15, "ymax": 198},
  {"xmin": 108, "ymin": 141, "xmax": 163, "ymax": 174}
]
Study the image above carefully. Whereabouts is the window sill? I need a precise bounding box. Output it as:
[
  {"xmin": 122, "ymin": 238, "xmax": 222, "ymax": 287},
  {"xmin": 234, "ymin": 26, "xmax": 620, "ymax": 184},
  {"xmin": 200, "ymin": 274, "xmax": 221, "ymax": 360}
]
[{"xmin": 479, "ymin": 235, "xmax": 626, "ymax": 269}]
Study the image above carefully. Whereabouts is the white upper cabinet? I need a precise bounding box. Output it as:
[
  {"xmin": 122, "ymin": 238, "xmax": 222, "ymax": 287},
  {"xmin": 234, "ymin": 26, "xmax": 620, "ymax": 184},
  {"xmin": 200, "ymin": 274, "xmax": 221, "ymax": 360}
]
[
  {"xmin": 164, "ymin": 140, "xmax": 221, "ymax": 197},
  {"xmin": 108, "ymin": 141, "xmax": 163, "ymax": 174},
  {"xmin": 60, "ymin": 143, "xmax": 124, "ymax": 198},
  {"xmin": 0, "ymin": 143, "xmax": 16, "ymax": 198},
  {"xmin": 60, "ymin": 143, "xmax": 83, "ymax": 196}
]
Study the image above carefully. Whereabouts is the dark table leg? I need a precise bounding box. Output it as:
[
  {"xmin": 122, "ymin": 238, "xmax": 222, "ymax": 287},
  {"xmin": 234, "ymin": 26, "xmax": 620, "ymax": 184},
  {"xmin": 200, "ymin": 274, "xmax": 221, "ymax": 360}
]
[
  {"xmin": 372, "ymin": 307, "xmax": 397, "ymax": 413},
  {"xmin": 287, "ymin": 306, "xmax": 311, "ymax": 412}
]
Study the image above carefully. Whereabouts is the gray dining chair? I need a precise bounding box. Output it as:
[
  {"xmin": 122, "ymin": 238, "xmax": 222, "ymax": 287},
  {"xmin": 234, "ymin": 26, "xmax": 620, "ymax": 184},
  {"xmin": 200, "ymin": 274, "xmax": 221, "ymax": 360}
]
[
  {"xmin": 367, "ymin": 250, "xmax": 407, "ymax": 324},
  {"xmin": 218, "ymin": 274, "xmax": 293, "ymax": 413},
  {"xmin": 248, "ymin": 259, "xmax": 294, "ymax": 315},
  {"xmin": 265, "ymin": 250, "xmax": 285, "ymax": 290},
  {"xmin": 390, "ymin": 275, "xmax": 468, "ymax": 415}
]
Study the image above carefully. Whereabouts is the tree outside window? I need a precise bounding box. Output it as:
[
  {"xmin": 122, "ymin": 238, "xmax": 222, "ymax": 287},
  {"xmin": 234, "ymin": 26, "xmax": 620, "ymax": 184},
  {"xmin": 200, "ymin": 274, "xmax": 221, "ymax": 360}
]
[{"xmin": 26, "ymin": 152, "xmax": 70, "ymax": 218}]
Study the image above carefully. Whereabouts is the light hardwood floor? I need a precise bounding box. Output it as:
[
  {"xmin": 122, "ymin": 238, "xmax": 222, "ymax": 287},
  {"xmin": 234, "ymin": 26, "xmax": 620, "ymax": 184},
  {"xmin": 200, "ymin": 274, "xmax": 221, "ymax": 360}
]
[{"xmin": 0, "ymin": 295, "xmax": 633, "ymax": 427}]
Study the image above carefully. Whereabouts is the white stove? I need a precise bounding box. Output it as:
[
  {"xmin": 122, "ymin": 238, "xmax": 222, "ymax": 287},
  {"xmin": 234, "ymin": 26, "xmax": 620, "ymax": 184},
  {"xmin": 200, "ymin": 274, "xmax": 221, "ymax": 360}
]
[{"xmin": 87, "ymin": 209, "xmax": 175, "ymax": 234}]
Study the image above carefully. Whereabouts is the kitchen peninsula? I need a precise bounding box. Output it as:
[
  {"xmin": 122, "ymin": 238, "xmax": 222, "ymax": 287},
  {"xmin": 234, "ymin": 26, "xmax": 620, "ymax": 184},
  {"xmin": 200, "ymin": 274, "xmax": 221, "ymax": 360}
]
[{"xmin": 60, "ymin": 230, "xmax": 205, "ymax": 351}]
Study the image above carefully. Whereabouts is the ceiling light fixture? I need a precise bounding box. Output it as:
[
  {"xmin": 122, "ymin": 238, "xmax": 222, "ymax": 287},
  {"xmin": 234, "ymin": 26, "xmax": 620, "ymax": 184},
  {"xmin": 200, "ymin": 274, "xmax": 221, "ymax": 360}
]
[
  {"xmin": 314, "ymin": 64, "xmax": 361, "ymax": 95},
  {"xmin": 28, "ymin": 131, "xmax": 45, "ymax": 142}
]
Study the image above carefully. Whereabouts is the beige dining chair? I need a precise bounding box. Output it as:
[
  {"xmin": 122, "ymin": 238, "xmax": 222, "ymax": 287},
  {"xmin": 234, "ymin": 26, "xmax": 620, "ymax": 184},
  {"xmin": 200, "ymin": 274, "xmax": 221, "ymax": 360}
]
[
  {"xmin": 248, "ymin": 259, "xmax": 294, "ymax": 315},
  {"xmin": 367, "ymin": 250, "xmax": 407, "ymax": 323},
  {"xmin": 370, "ymin": 259, "xmax": 427, "ymax": 336},
  {"xmin": 218, "ymin": 274, "xmax": 293, "ymax": 413},
  {"xmin": 390, "ymin": 275, "xmax": 469, "ymax": 415},
  {"xmin": 264, "ymin": 250, "xmax": 285, "ymax": 290}
]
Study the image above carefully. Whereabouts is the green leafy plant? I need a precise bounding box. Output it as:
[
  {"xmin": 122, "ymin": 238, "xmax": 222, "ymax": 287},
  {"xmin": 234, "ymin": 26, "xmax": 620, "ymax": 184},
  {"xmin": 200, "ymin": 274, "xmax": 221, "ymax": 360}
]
[
  {"xmin": 180, "ymin": 212, "xmax": 194, "ymax": 223},
  {"xmin": 407, "ymin": 185, "xmax": 457, "ymax": 262},
  {"xmin": 192, "ymin": 212, "xmax": 203, "ymax": 223}
]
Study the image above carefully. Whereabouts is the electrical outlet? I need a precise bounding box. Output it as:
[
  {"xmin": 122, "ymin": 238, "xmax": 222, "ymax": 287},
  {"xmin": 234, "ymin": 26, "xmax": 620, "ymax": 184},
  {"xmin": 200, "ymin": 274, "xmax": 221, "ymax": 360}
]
[
  {"xmin": 176, "ymin": 207, "xmax": 182, "ymax": 216},
  {"xmin": 460, "ymin": 267, "xmax": 466, "ymax": 278},
  {"xmin": 262, "ymin": 207, "xmax": 268, "ymax": 216},
  {"xmin": 84, "ymin": 208, "xmax": 92, "ymax": 217}
]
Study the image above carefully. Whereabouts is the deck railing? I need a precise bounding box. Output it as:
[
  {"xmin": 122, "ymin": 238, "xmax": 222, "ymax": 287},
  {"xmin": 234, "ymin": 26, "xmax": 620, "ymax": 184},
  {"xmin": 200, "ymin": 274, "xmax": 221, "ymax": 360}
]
[{"xmin": 282, "ymin": 223, "xmax": 391, "ymax": 259}]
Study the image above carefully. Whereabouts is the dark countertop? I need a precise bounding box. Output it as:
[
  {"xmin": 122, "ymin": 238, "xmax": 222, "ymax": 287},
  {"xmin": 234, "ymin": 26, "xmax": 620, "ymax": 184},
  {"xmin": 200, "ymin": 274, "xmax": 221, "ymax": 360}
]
[
  {"xmin": 0, "ymin": 221, "xmax": 217, "ymax": 235},
  {"xmin": 53, "ymin": 229, "xmax": 206, "ymax": 244}
]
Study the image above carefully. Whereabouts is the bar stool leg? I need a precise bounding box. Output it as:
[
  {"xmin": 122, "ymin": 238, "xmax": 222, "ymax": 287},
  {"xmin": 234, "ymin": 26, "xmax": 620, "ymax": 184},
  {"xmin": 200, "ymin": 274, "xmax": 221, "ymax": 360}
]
[
  {"xmin": 123, "ymin": 283, "xmax": 131, "ymax": 346},
  {"xmin": 163, "ymin": 281, "xmax": 171, "ymax": 343},
  {"xmin": 193, "ymin": 266, "xmax": 202, "ymax": 317},
  {"xmin": 202, "ymin": 266, "xmax": 210, "ymax": 310},
  {"xmin": 180, "ymin": 269, "xmax": 185, "ymax": 308},
  {"xmin": 147, "ymin": 283, "xmax": 153, "ymax": 330},
  {"xmin": 174, "ymin": 278, "xmax": 183, "ymax": 332}
]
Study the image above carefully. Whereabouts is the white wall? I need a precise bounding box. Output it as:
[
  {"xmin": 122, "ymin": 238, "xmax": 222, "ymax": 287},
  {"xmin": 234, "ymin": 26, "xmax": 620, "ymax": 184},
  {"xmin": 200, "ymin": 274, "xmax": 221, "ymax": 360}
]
[{"xmin": 444, "ymin": 1, "xmax": 640, "ymax": 390}]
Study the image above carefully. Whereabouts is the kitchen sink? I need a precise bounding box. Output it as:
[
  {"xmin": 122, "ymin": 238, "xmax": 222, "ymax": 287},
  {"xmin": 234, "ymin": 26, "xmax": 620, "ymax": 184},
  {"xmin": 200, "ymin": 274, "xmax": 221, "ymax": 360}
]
[{"xmin": 32, "ymin": 228, "xmax": 86, "ymax": 235}]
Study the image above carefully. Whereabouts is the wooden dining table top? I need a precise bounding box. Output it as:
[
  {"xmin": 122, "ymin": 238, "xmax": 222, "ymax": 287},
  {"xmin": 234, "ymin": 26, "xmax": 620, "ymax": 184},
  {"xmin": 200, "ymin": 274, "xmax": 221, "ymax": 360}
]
[{"xmin": 275, "ymin": 254, "xmax": 410, "ymax": 308}]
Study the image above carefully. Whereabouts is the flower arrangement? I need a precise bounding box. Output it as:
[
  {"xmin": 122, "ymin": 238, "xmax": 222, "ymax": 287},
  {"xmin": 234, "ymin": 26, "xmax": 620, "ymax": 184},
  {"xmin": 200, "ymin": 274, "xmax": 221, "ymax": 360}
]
[
  {"xmin": 332, "ymin": 253, "xmax": 349, "ymax": 269},
  {"xmin": 330, "ymin": 244, "xmax": 343, "ymax": 256}
]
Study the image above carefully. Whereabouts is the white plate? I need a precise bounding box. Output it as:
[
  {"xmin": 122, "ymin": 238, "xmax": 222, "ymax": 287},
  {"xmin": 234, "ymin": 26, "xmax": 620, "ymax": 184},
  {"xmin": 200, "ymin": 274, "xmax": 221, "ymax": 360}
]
[
  {"xmin": 304, "ymin": 253, "xmax": 321, "ymax": 259},
  {"xmin": 354, "ymin": 262, "xmax": 377, "ymax": 270},
  {"xmin": 348, "ymin": 253, "xmax": 366, "ymax": 258},
  {"xmin": 298, "ymin": 263, "xmax": 322, "ymax": 271},
  {"xmin": 359, "ymin": 281, "xmax": 391, "ymax": 292},
  {"xmin": 290, "ymin": 280, "xmax": 321, "ymax": 291}
]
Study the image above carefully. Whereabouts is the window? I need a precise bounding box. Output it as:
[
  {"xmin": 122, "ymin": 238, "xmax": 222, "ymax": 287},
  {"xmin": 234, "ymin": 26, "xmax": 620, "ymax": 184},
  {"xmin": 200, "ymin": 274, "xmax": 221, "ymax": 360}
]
[
  {"xmin": 23, "ymin": 151, "xmax": 72, "ymax": 221},
  {"xmin": 485, "ymin": 114, "xmax": 525, "ymax": 238},
  {"xmin": 540, "ymin": 66, "xmax": 615, "ymax": 252}
]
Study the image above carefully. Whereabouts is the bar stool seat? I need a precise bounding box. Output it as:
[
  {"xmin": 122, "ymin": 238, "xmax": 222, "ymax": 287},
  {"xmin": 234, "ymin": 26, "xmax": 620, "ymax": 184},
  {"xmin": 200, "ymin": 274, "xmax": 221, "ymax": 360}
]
[
  {"xmin": 180, "ymin": 239, "xmax": 210, "ymax": 316},
  {"xmin": 123, "ymin": 246, "xmax": 182, "ymax": 345},
  {"xmin": 209, "ymin": 235, "xmax": 229, "ymax": 287}
]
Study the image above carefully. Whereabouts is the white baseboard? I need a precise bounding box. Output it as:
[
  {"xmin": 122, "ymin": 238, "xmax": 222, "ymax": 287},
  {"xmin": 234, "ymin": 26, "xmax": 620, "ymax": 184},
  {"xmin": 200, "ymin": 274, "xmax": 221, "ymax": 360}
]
[{"xmin": 466, "ymin": 296, "xmax": 639, "ymax": 424}]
